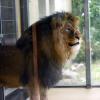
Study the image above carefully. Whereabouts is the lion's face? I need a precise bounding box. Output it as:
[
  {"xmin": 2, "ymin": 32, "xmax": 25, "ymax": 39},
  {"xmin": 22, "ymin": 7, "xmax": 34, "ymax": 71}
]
[
  {"xmin": 62, "ymin": 23, "xmax": 81, "ymax": 62},
  {"xmin": 16, "ymin": 12, "xmax": 81, "ymax": 64},
  {"xmin": 39, "ymin": 14, "xmax": 82, "ymax": 87},
  {"xmin": 49, "ymin": 13, "xmax": 82, "ymax": 64}
]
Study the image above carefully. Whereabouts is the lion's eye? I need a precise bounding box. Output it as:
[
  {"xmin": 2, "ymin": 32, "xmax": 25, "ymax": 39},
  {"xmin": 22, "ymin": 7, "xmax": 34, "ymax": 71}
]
[
  {"xmin": 65, "ymin": 29, "xmax": 71, "ymax": 33},
  {"xmin": 65, "ymin": 29, "xmax": 72, "ymax": 34},
  {"xmin": 65, "ymin": 29, "xmax": 70, "ymax": 32}
]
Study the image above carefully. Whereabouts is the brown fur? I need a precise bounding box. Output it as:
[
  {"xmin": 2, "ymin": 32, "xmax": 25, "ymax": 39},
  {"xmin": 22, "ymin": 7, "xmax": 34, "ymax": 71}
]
[
  {"xmin": 0, "ymin": 12, "xmax": 81, "ymax": 99},
  {"xmin": 0, "ymin": 46, "xmax": 33, "ymax": 87}
]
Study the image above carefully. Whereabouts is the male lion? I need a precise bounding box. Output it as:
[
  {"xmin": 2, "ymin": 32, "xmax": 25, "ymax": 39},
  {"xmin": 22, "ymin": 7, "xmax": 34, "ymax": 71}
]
[{"xmin": 0, "ymin": 12, "xmax": 81, "ymax": 100}]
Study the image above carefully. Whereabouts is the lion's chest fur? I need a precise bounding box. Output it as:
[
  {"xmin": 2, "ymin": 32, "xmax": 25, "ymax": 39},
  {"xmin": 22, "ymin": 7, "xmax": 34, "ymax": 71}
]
[{"xmin": 69, "ymin": 43, "xmax": 81, "ymax": 61}]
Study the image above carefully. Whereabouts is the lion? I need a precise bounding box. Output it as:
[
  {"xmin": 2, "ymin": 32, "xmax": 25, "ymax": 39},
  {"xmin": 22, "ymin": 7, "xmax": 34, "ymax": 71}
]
[{"xmin": 0, "ymin": 12, "xmax": 81, "ymax": 100}]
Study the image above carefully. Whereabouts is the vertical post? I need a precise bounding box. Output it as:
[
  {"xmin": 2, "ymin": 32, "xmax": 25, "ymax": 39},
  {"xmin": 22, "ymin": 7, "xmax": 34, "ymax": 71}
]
[
  {"xmin": 15, "ymin": 0, "xmax": 21, "ymax": 39},
  {"xmin": 20, "ymin": 0, "xmax": 29, "ymax": 33},
  {"xmin": 84, "ymin": 0, "xmax": 91, "ymax": 88},
  {"xmin": 31, "ymin": 25, "xmax": 40, "ymax": 100},
  {"xmin": 0, "ymin": 87, "xmax": 4, "ymax": 100}
]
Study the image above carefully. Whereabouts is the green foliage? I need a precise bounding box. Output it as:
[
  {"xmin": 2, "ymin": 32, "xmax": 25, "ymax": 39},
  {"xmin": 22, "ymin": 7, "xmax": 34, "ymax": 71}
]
[
  {"xmin": 72, "ymin": 0, "xmax": 100, "ymax": 62},
  {"xmin": 72, "ymin": 0, "xmax": 85, "ymax": 62},
  {"xmin": 75, "ymin": 42, "xmax": 85, "ymax": 63},
  {"xmin": 89, "ymin": 0, "xmax": 100, "ymax": 28},
  {"xmin": 72, "ymin": 0, "xmax": 84, "ymax": 32},
  {"xmin": 89, "ymin": 0, "xmax": 100, "ymax": 61}
]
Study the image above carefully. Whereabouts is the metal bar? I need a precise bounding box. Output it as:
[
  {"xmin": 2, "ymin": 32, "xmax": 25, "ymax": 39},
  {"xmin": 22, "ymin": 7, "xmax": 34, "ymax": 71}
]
[
  {"xmin": 0, "ymin": 88, "xmax": 4, "ymax": 100},
  {"xmin": 20, "ymin": 0, "xmax": 29, "ymax": 33},
  {"xmin": 84, "ymin": 0, "xmax": 92, "ymax": 88}
]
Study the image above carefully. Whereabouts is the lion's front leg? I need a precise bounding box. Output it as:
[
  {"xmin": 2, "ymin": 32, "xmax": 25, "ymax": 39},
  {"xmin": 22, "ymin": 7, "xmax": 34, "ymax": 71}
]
[
  {"xmin": 40, "ymin": 87, "xmax": 48, "ymax": 100},
  {"xmin": 26, "ymin": 75, "xmax": 41, "ymax": 100},
  {"xmin": 27, "ymin": 86, "xmax": 40, "ymax": 100},
  {"xmin": 27, "ymin": 86, "xmax": 48, "ymax": 100}
]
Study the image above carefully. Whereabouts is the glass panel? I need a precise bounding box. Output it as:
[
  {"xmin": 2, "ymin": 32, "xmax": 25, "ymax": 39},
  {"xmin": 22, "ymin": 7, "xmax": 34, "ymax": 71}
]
[
  {"xmin": 56, "ymin": 0, "xmax": 86, "ymax": 86},
  {"xmin": 2, "ymin": 21, "xmax": 16, "ymax": 34},
  {"xmin": 20, "ymin": 0, "xmax": 28, "ymax": 32},
  {"xmin": 0, "ymin": 7, "xmax": 1, "ymax": 19},
  {"xmin": 0, "ymin": 88, "xmax": 4, "ymax": 100},
  {"xmin": 1, "ymin": 0, "xmax": 14, "ymax": 7},
  {"xmin": 1, "ymin": 7, "xmax": 15, "ymax": 20},
  {"xmin": 0, "ymin": 21, "xmax": 1, "ymax": 34},
  {"xmin": 0, "ymin": 0, "xmax": 16, "ymax": 41},
  {"xmin": 89, "ymin": 0, "xmax": 100, "ymax": 85}
]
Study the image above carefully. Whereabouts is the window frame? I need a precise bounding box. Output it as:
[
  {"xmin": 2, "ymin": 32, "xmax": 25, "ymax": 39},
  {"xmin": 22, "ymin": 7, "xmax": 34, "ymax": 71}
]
[
  {"xmin": 20, "ymin": 0, "xmax": 28, "ymax": 33},
  {"xmin": 84, "ymin": 0, "xmax": 92, "ymax": 88}
]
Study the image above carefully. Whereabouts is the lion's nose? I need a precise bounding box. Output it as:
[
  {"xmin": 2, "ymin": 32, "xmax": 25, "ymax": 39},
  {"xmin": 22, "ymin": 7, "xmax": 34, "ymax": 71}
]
[{"xmin": 74, "ymin": 30, "xmax": 80, "ymax": 40}]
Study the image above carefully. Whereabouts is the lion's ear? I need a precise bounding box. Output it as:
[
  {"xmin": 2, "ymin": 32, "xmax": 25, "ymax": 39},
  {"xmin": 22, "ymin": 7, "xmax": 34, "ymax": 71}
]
[
  {"xmin": 67, "ymin": 13, "xmax": 80, "ymax": 27},
  {"xmin": 74, "ymin": 16, "xmax": 80, "ymax": 27}
]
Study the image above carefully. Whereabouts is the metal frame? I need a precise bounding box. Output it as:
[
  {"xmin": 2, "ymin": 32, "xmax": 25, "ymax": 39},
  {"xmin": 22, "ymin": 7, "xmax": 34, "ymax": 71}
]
[
  {"xmin": 0, "ymin": 88, "xmax": 4, "ymax": 100},
  {"xmin": 84, "ymin": 0, "xmax": 91, "ymax": 88},
  {"xmin": 20, "ymin": 0, "xmax": 29, "ymax": 33},
  {"xmin": 0, "ymin": 0, "xmax": 17, "ymax": 45}
]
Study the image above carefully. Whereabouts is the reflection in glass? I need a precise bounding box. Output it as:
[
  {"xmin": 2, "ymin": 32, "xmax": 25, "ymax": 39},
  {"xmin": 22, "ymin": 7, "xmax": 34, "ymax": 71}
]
[{"xmin": 56, "ymin": 0, "xmax": 86, "ymax": 86}]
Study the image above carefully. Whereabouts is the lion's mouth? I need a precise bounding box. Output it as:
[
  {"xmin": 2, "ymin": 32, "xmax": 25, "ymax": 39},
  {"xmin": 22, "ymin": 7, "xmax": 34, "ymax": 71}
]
[{"xmin": 68, "ymin": 42, "xmax": 79, "ymax": 47}]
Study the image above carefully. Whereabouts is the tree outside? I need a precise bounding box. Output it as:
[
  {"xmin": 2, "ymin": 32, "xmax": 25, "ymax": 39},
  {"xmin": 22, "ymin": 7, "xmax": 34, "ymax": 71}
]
[{"xmin": 72, "ymin": 0, "xmax": 100, "ymax": 85}]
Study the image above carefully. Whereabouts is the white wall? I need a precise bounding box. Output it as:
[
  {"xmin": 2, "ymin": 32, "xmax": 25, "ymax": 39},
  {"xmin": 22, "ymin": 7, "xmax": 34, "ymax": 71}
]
[
  {"xmin": 54, "ymin": 0, "xmax": 72, "ymax": 12},
  {"xmin": 15, "ymin": 0, "xmax": 21, "ymax": 38},
  {"xmin": 28, "ymin": 0, "xmax": 72, "ymax": 25},
  {"xmin": 28, "ymin": 0, "xmax": 39, "ymax": 25}
]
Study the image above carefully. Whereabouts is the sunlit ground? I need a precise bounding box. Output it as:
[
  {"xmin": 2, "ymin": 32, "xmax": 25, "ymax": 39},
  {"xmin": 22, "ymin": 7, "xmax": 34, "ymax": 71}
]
[{"xmin": 48, "ymin": 88, "xmax": 100, "ymax": 100}]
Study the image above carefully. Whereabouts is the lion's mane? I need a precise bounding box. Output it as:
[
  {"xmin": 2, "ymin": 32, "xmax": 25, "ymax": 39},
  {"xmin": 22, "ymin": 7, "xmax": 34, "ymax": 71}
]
[{"xmin": 16, "ymin": 12, "xmax": 81, "ymax": 88}]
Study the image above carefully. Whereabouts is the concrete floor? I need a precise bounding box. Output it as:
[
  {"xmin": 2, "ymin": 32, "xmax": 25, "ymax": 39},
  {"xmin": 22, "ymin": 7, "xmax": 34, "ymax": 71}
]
[{"xmin": 48, "ymin": 88, "xmax": 100, "ymax": 100}]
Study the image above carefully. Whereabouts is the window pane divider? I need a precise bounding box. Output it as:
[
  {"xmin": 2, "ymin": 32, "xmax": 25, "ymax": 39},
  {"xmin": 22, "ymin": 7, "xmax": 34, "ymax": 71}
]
[{"xmin": 84, "ymin": 0, "xmax": 92, "ymax": 88}]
